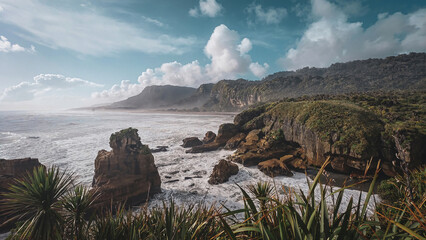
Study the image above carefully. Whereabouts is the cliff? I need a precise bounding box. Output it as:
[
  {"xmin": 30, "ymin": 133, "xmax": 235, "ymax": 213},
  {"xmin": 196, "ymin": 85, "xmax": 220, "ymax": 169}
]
[
  {"xmin": 186, "ymin": 91, "xmax": 425, "ymax": 177},
  {"xmin": 200, "ymin": 52, "xmax": 426, "ymax": 111}
]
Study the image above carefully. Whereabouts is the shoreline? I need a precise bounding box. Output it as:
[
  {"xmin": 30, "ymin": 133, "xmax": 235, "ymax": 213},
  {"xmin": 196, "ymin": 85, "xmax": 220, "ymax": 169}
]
[{"xmin": 69, "ymin": 108, "xmax": 240, "ymax": 116}]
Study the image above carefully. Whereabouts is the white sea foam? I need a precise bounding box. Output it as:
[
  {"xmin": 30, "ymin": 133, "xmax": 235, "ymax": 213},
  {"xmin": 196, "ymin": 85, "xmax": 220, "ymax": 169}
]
[{"xmin": 0, "ymin": 110, "xmax": 377, "ymax": 218}]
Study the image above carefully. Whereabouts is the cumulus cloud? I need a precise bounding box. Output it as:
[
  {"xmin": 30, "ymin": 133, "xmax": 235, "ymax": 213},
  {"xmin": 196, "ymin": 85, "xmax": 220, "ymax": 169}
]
[
  {"xmin": 92, "ymin": 24, "xmax": 269, "ymax": 101},
  {"xmin": 0, "ymin": 35, "xmax": 35, "ymax": 53},
  {"xmin": 247, "ymin": 4, "xmax": 288, "ymax": 24},
  {"xmin": 189, "ymin": 0, "xmax": 223, "ymax": 18},
  {"xmin": 0, "ymin": 74, "xmax": 102, "ymax": 102},
  {"xmin": 0, "ymin": 0, "xmax": 194, "ymax": 55},
  {"xmin": 281, "ymin": 0, "xmax": 426, "ymax": 70},
  {"xmin": 250, "ymin": 62, "xmax": 269, "ymax": 78}
]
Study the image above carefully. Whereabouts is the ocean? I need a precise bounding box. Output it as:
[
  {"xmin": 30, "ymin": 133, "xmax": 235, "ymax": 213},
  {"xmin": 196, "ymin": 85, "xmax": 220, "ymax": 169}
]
[{"xmin": 0, "ymin": 110, "xmax": 376, "ymax": 223}]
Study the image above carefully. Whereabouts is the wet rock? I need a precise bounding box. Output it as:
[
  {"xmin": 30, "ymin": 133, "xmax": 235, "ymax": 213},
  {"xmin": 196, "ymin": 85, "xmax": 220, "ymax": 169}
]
[
  {"xmin": 151, "ymin": 146, "xmax": 169, "ymax": 153},
  {"xmin": 224, "ymin": 133, "xmax": 246, "ymax": 150},
  {"xmin": 182, "ymin": 137, "xmax": 203, "ymax": 148},
  {"xmin": 92, "ymin": 128, "xmax": 161, "ymax": 208},
  {"xmin": 208, "ymin": 159, "xmax": 239, "ymax": 185},
  {"xmin": 214, "ymin": 123, "xmax": 239, "ymax": 144},
  {"xmin": 184, "ymin": 176, "xmax": 202, "ymax": 180},
  {"xmin": 203, "ymin": 131, "xmax": 216, "ymax": 144},
  {"xmin": 186, "ymin": 142, "xmax": 222, "ymax": 153},
  {"xmin": 258, "ymin": 159, "xmax": 293, "ymax": 177},
  {"xmin": 165, "ymin": 179, "xmax": 179, "ymax": 183}
]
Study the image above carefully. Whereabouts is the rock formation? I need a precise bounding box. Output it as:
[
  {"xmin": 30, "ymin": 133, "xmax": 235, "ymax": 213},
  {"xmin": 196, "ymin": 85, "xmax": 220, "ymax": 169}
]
[
  {"xmin": 182, "ymin": 137, "xmax": 203, "ymax": 148},
  {"xmin": 92, "ymin": 128, "xmax": 161, "ymax": 208},
  {"xmin": 258, "ymin": 159, "xmax": 293, "ymax": 177},
  {"xmin": 0, "ymin": 158, "xmax": 43, "ymax": 232},
  {"xmin": 186, "ymin": 124, "xmax": 239, "ymax": 153},
  {"xmin": 202, "ymin": 131, "xmax": 216, "ymax": 144},
  {"xmin": 208, "ymin": 160, "xmax": 239, "ymax": 185}
]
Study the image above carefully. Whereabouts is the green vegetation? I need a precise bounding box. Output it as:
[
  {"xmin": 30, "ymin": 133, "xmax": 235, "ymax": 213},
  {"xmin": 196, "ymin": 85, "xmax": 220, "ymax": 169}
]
[{"xmin": 1, "ymin": 164, "xmax": 425, "ymax": 239}]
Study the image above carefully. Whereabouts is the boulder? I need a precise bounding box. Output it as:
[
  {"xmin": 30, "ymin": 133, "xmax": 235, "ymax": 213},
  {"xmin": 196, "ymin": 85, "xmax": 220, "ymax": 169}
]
[
  {"xmin": 92, "ymin": 128, "xmax": 161, "ymax": 208},
  {"xmin": 203, "ymin": 131, "xmax": 216, "ymax": 144},
  {"xmin": 258, "ymin": 159, "xmax": 293, "ymax": 177},
  {"xmin": 0, "ymin": 158, "xmax": 43, "ymax": 232},
  {"xmin": 208, "ymin": 159, "xmax": 239, "ymax": 185},
  {"xmin": 182, "ymin": 137, "xmax": 203, "ymax": 148},
  {"xmin": 224, "ymin": 133, "xmax": 246, "ymax": 150},
  {"xmin": 214, "ymin": 123, "xmax": 239, "ymax": 144}
]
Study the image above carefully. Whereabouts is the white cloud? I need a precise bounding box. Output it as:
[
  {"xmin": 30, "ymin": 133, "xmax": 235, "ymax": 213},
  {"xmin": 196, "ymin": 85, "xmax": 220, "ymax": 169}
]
[
  {"xmin": 0, "ymin": 35, "xmax": 30, "ymax": 53},
  {"xmin": 0, "ymin": 0, "xmax": 194, "ymax": 55},
  {"xmin": 281, "ymin": 0, "xmax": 426, "ymax": 70},
  {"xmin": 250, "ymin": 62, "xmax": 269, "ymax": 78},
  {"xmin": 91, "ymin": 80, "xmax": 144, "ymax": 102},
  {"xmin": 92, "ymin": 24, "xmax": 269, "ymax": 101},
  {"xmin": 0, "ymin": 5, "xmax": 3, "ymax": 12},
  {"xmin": 0, "ymin": 74, "xmax": 102, "ymax": 102},
  {"xmin": 141, "ymin": 16, "xmax": 165, "ymax": 28},
  {"xmin": 247, "ymin": 4, "xmax": 288, "ymax": 24},
  {"xmin": 238, "ymin": 38, "xmax": 252, "ymax": 55},
  {"xmin": 189, "ymin": 0, "xmax": 222, "ymax": 18}
]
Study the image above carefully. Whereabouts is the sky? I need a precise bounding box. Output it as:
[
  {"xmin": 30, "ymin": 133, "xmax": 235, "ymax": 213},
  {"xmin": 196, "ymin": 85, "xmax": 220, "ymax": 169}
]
[{"xmin": 0, "ymin": 0, "xmax": 425, "ymax": 110}]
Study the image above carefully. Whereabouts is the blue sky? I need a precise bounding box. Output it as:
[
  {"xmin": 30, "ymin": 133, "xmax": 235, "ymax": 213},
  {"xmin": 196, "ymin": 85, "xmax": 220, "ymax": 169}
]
[{"xmin": 0, "ymin": 0, "xmax": 425, "ymax": 110}]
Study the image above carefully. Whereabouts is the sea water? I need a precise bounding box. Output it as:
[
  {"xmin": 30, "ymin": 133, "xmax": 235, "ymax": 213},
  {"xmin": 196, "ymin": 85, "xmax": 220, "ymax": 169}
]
[{"xmin": 0, "ymin": 110, "xmax": 377, "ymax": 228}]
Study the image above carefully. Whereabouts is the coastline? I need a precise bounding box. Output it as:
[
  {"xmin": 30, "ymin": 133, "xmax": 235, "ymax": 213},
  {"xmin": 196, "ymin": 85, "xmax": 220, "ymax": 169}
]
[{"xmin": 69, "ymin": 107, "xmax": 240, "ymax": 116}]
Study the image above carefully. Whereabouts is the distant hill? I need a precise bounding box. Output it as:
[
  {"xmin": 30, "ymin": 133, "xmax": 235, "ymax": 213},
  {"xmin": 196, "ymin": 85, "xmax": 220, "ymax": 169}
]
[
  {"xmin": 107, "ymin": 85, "xmax": 196, "ymax": 109},
  {"xmin": 104, "ymin": 52, "xmax": 426, "ymax": 111}
]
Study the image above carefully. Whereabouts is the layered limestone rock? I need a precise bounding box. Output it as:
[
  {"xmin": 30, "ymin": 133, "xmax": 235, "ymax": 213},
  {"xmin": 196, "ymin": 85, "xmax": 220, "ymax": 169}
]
[
  {"xmin": 92, "ymin": 128, "xmax": 161, "ymax": 208},
  {"xmin": 208, "ymin": 159, "xmax": 239, "ymax": 185}
]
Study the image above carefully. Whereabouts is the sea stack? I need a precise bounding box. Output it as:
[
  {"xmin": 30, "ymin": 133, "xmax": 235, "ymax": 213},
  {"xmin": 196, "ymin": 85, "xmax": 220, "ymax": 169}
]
[{"xmin": 92, "ymin": 128, "xmax": 161, "ymax": 208}]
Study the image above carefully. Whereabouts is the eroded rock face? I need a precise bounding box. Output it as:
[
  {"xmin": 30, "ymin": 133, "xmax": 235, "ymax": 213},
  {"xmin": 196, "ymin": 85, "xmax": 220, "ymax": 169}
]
[
  {"xmin": 203, "ymin": 131, "xmax": 216, "ymax": 144},
  {"xmin": 208, "ymin": 159, "xmax": 239, "ymax": 185},
  {"xmin": 0, "ymin": 158, "xmax": 43, "ymax": 232},
  {"xmin": 182, "ymin": 137, "xmax": 203, "ymax": 148},
  {"xmin": 92, "ymin": 128, "xmax": 161, "ymax": 208}
]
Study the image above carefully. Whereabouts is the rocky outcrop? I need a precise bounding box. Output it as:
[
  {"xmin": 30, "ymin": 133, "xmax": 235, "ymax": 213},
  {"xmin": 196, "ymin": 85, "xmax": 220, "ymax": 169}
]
[
  {"xmin": 258, "ymin": 159, "xmax": 293, "ymax": 177},
  {"xmin": 203, "ymin": 131, "xmax": 216, "ymax": 144},
  {"xmin": 215, "ymin": 123, "xmax": 239, "ymax": 144},
  {"xmin": 0, "ymin": 158, "xmax": 43, "ymax": 232},
  {"xmin": 224, "ymin": 133, "xmax": 246, "ymax": 150},
  {"xmin": 185, "ymin": 124, "xmax": 240, "ymax": 153},
  {"xmin": 208, "ymin": 160, "xmax": 239, "ymax": 185},
  {"xmin": 92, "ymin": 128, "xmax": 161, "ymax": 208},
  {"xmin": 182, "ymin": 137, "xmax": 203, "ymax": 148}
]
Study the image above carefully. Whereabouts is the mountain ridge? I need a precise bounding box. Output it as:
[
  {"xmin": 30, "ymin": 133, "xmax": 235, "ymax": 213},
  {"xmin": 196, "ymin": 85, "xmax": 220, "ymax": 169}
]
[{"xmin": 103, "ymin": 52, "xmax": 426, "ymax": 111}]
